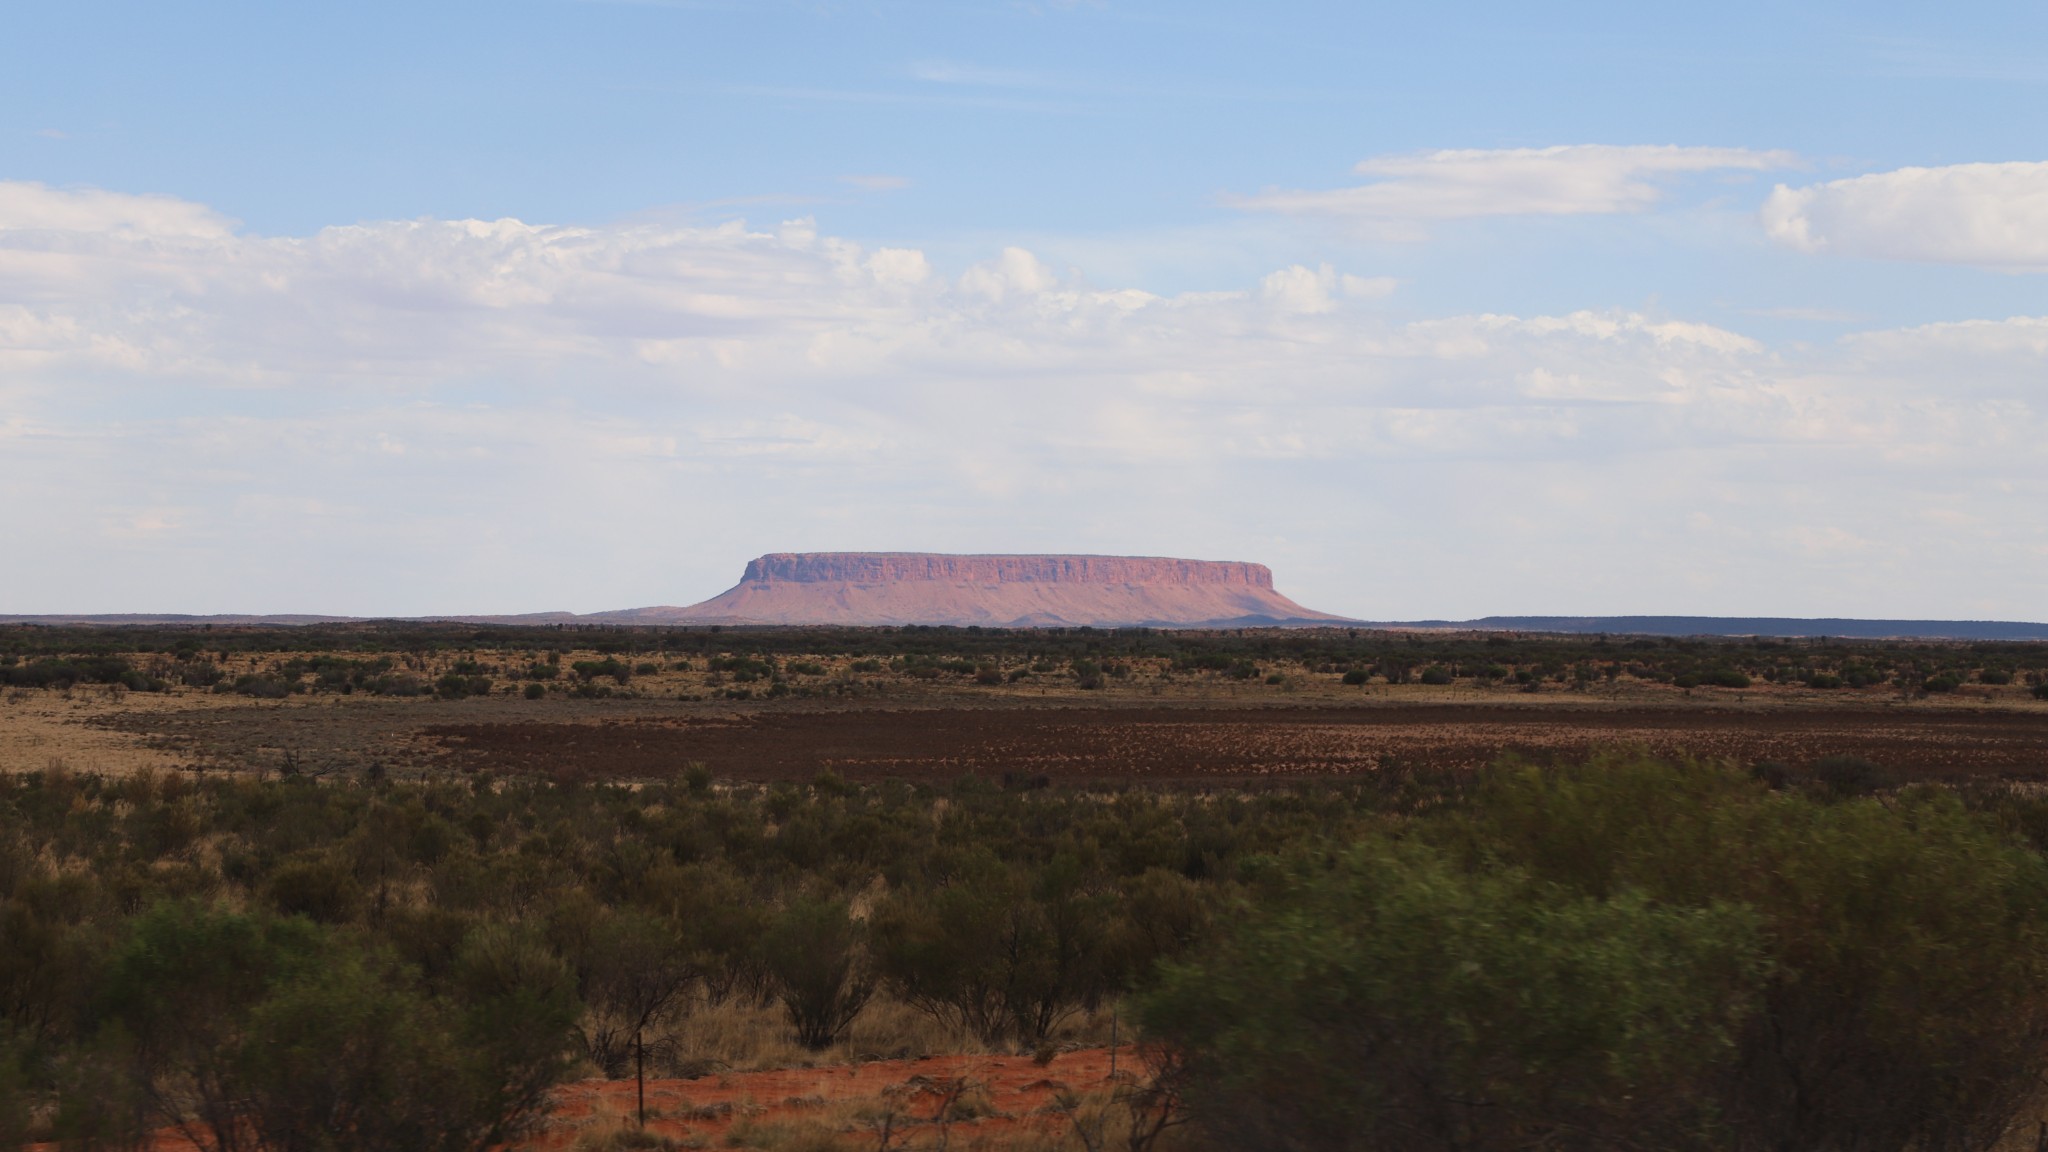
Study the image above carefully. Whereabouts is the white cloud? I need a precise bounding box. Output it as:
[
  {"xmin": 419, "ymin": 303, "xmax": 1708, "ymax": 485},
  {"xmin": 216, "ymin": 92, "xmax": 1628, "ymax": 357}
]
[
  {"xmin": 1762, "ymin": 161, "xmax": 2048, "ymax": 270},
  {"xmin": 1233, "ymin": 145, "xmax": 1794, "ymax": 232},
  {"xmin": 840, "ymin": 174, "xmax": 912, "ymax": 191},
  {"xmin": 0, "ymin": 180, "xmax": 2042, "ymax": 619},
  {"xmin": 0, "ymin": 180, "xmax": 234, "ymax": 238}
]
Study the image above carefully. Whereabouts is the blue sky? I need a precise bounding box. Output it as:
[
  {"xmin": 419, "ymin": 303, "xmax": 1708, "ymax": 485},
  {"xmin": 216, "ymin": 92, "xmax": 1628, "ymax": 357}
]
[{"xmin": 3, "ymin": 1, "xmax": 2047, "ymax": 618}]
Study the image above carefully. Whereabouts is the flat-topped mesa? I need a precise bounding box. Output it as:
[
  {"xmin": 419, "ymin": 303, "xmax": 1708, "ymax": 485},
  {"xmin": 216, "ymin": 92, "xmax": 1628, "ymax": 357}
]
[
  {"xmin": 607, "ymin": 552, "xmax": 1353, "ymax": 628},
  {"xmin": 741, "ymin": 553, "xmax": 1275, "ymax": 590}
]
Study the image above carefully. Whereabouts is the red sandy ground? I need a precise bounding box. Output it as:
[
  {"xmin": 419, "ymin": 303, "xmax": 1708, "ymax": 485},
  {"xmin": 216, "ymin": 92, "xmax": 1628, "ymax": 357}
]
[
  {"xmin": 532, "ymin": 1048, "xmax": 1122, "ymax": 1150},
  {"xmin": 40, "ymin": 1049, "xmax": 1125, "ymax": 1152}
]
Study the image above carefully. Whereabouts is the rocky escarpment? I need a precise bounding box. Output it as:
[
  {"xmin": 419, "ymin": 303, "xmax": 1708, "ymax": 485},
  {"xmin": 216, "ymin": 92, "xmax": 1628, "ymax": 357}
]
[{"xmin": 598, "ymin": 553, "xmax": 1352, "ymax": 628}]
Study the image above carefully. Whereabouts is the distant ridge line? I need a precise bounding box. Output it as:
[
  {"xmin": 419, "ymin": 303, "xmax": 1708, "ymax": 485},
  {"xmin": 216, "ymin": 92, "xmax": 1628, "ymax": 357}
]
[
  {"xmin": 3, "ymin": 612, "xmax": 2046, "ymax": 640},
  {"xmin": 1369, "ymin": 616, "xmax": 2048, "ymax": 641}
]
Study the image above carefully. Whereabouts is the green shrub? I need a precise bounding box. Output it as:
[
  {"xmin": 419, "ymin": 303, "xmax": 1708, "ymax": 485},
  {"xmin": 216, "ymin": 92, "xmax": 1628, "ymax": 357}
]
[
  {"xmin": 1923, "ymin": 672, "xmax": 1963, "ymax": 693},
  {"xmin": 1143, "ymin": 838, "xmax": 1763, "ymax": 1152},
  {"xmin": 523, "ymin": 683, "xmax": 546, "ymax": 700},
  {"xmin": 1146, "ymin": 757, "xmax": 2048, "ymax": 1152},
  {"xmin": 267, "ymin": 855, "xmax": 363, "ymax": 923},
  {"xmin": 96, "ymin": 904, "xmax": 577, "ymax": 1152},
  {"xmin": 759, "ymin": 898, "xmax": 872, "ymax": 1050},
  {"xmin": 1418, "ymin": 665, "xmax": 1454, "ymax": 685},
  {"xmin": 1459, "ymin": 758, "xmax": 2048, "ymax": 1152},
  {"xmin": 571, "ymin": 658, "xmax": 631, "ymax": 685},
  {"xmin": 437, "ymin": 673, "xmax": 493, "ymax": 700},
  {"xmin": 1340, "ymin": 669, "xmax": 1369, "ymax": 686}
]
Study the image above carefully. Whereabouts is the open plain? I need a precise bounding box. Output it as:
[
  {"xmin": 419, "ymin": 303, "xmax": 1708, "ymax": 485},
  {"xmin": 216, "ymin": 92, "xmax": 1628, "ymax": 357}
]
[{"xmin": 6, "ymin": 625, "xmax": 2046, "ymax": 785}]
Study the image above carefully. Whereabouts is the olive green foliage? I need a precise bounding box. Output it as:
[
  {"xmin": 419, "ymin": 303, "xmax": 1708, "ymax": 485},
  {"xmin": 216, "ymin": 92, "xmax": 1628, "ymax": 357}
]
[
  {"xmin": 0, "ymin": 765, "xmax": 1359, "ymax": 1143},
  {"xmin": 84, "ymin": 902, "xmax": 576, "ymax": 1152},
  {"xmin": 1145, "ymin": 757, "xmax": 2048, "ymax": 1152},
  {"xmin": 1145, "ymin": 839, "xmax": 1762, "ymax": 1152},
  {"xmin": 759, "ymin": 898, "xmax": 874, "ymax": 1050},
  {"xmin": 9, "ymin": 747, "xmax": 2048, "ymax": 1150}
]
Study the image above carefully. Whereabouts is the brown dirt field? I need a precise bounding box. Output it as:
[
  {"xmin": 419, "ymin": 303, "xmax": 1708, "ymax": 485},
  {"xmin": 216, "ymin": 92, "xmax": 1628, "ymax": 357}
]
[
  {"xmin": 9, "ymin": 652, "xmax": 2047, "ymax": 783},
  {"xmin": 423, "ymin": 702, "xmax": 2048, "ymax": 784}
]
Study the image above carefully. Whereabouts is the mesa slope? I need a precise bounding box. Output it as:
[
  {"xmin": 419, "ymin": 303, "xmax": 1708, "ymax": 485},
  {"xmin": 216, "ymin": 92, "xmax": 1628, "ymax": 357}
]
[{"xmin": 596, "ymin": 552, "xmax": 1353, "ymax": 628}]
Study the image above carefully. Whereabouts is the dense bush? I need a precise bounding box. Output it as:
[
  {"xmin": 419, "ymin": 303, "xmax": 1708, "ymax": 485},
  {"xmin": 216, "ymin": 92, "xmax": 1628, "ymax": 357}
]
[
  {"xmin": 1147, "ymin": 757, "xmax": 2048, "ymax": 1152},
  {"xmin": 1144, "ymin": 840, "xmax": 1761, "ymax": 1152}
]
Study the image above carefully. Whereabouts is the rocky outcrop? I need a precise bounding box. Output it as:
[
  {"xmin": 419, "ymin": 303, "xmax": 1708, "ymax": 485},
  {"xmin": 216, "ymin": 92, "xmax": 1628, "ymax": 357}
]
[{"xmin": 598, "ymin": 553, "xmax": 1353, "ymax": 628}]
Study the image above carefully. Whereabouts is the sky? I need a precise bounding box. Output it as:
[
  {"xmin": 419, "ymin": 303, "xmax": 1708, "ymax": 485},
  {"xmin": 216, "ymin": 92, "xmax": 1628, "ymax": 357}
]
[{"xmin": 3, "ymin": 0, "xmax": 2047, "ymax": 620}]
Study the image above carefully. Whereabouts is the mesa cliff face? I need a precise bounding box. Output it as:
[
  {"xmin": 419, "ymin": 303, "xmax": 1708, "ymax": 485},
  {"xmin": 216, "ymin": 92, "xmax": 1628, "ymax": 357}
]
[{"xmin": 600, "ymin": 553, "xmax": 1351, "ymax": 628}]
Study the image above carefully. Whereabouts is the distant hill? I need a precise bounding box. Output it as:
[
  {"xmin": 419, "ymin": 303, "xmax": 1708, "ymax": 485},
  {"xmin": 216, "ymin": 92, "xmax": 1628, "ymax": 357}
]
[{"xmin": 590, "ymin": 553, "xmax": 1353, "ymax": 628}]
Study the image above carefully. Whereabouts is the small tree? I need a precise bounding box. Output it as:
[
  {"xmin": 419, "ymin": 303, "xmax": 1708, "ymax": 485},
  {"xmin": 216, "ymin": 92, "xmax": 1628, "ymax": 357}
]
[
  {"xmin": 760, "ymin": 897, "xmax": 872, "ymax": 1050},
  {"xmin": 583, "ymin": 912, "xmax": 697, "ymax": 1127}
]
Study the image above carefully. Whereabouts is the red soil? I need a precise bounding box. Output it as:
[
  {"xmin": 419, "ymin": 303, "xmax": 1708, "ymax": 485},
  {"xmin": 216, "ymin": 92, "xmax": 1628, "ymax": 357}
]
[
  {"xmin": 44, "ymin": 1049, "xmax": 1128, "ymax": 1152},
  {"xmin": 531, "ymin": 1048, "xmax": 1123, "ymax": 1150}
]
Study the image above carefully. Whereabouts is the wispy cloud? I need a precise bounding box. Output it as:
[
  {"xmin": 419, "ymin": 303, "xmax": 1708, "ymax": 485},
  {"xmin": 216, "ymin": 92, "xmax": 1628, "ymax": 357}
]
[
  {"xmin": 840, "ymin": 174, "xmax": 912, "ymax": 191},
  {"xmin": 1763, "ymin": 161, "xmax": 2048, "ymax": 270},
  {"xmin": 907, "ymin": 60, "xmax": 1055, "ymax": 88},
  {"xmin": 1232, "ymin": 145, "xmax": 1797, "ymax": 236},
  {"xmin": 724, "ymin": 84, "xmax": 1082, "ymax": 113}
]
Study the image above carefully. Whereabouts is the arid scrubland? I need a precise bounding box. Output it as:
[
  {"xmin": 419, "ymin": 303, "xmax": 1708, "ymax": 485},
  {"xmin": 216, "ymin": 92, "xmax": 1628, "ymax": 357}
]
[{"xmin": 7, "ymin": 624, "xmax": 2048, "ymax": 1150}]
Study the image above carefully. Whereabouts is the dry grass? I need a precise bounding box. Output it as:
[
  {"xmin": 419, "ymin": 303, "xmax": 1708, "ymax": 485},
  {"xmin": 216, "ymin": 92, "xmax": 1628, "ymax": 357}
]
[{"xmin": 0, "ymin": 682, "xmax": 192, "ymax": 776}]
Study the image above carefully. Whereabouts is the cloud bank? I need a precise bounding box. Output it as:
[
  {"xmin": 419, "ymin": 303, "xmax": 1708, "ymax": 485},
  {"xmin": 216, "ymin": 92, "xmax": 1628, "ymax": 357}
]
[
  {"xmin": 0, "ymin": 181, "xmax": 2042, "ymax": 619},
  {"xmin": 1763, "ymin": 161, "xmax": 2048, "ymax": 270}
]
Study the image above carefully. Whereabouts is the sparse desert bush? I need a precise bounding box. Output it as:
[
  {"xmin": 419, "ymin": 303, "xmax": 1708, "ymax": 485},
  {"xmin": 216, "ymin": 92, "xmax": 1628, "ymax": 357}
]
[
  {"xmin": 9, "ymin": 743, "xmax": 2048, "ymax": 1150},
  {"xmin": 1418, "ymin": 665, "xmax": 1454, "ymax": 685},
  {"xmin": 573, "ymin": 658, "xmax": 632, "ymax": 685},
  {"xmin": 438, "ymin": 672, "xmax": 494, "ymax": 699}
]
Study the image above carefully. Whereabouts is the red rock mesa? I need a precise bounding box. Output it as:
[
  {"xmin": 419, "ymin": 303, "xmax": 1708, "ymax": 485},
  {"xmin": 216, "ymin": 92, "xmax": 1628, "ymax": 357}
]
[{"xmin": 598, "ymin": 553, "xmax": 1352, "ymax": 628}]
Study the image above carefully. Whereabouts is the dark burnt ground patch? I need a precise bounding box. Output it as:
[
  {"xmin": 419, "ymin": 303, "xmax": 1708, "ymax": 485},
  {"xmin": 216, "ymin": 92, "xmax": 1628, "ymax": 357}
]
[{"xmin": 423, "ymin": 704, "xmax": 2048, "ymax": 784}]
